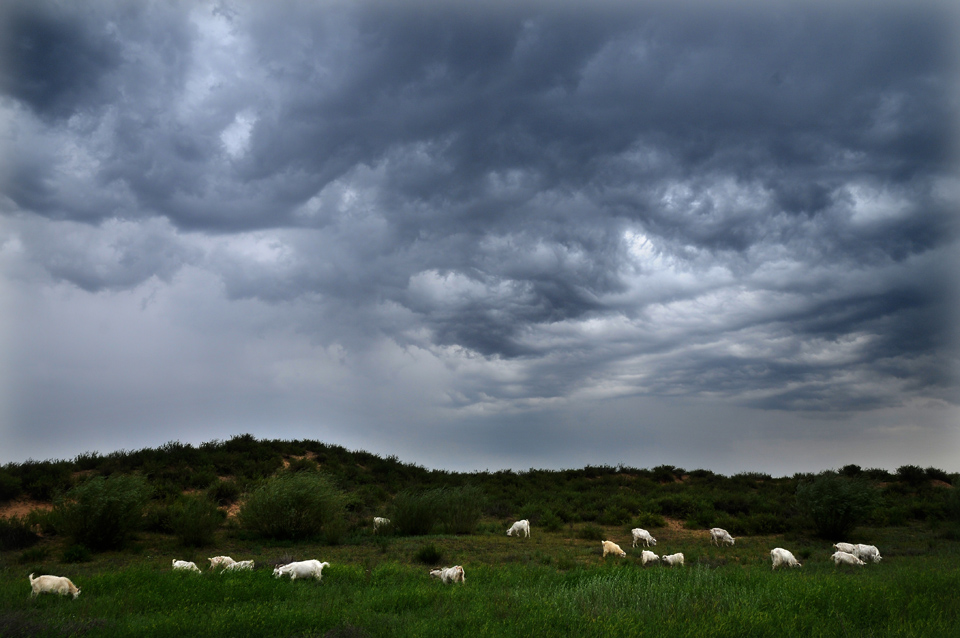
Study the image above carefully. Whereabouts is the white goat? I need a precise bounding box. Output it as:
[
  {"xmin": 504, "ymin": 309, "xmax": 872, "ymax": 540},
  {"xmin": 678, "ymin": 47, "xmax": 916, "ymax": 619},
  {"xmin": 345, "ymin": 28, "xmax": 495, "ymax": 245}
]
[
  {"xmin": 172, "ymin": 560, "xmax": 201, "ymax": 574},
  {"xmin": 222, "ymin": 560, "xmax": 254, "ymax": 572},
  {"xmin": 208, "ymin": 556, "xmax": 236, "ymax": 570},
  {"xmin": 641, "ymin": 550, "xmax": 660, "ymax": 566},
  {"xmin": 506, "ymin": 519, "xmax": 530, "ymax": 537},
  {"xmin": 373, "ymin": 517, "xmax": 391, "ymax": 533},
  {"xmin": 631, "ymin": 528, "xmax": 656, "ymax": 547},
  {"xmin": 601, "ymin": 540, "xmax": 627, "ymax": 557},
  {"xmin": 429, "ymin": 565, "xmax": 465, "ymax": 584},
  {"xmin": 855, "ymin": 544, "xmax": 882, "ymax": 563},
  {"xmin": 273, "ymin": 559, "xmax": 329, "ymax": 581},
  {"xmin": 28, "ymin": 574, "xmax": 80, "ymax": 599},
  {"xmin": 833, "ymin": 542, "xmax": 858, "ymax": 555},
  {"xmin": 661, "ymin": 553, "xmax": 685, "ymax": 567},
  {"xmin": 831, "ymin": 551, "xmax": 865, "ymax": 566},
  {"xmin": 770, "ymin": 548, "xmax": 801, "ymax": 570},
  {"xmin": 710, "ymin": 527, "xmax": 735, "ymax": 546}
]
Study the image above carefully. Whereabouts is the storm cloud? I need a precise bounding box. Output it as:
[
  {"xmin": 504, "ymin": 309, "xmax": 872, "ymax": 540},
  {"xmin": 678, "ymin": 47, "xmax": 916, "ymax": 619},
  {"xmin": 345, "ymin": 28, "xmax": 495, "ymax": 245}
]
[{"xmin": 1, "ymin": 0, "xmax": 957, "ymax": 473}]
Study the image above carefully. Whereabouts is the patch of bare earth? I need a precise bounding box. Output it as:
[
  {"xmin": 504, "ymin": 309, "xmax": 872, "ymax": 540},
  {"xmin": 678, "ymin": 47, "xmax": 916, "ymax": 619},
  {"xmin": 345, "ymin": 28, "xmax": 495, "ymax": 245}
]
[
  {"xmin": 281, "ymin": 451, "xmax": 318, "ymax": 469},
  {"xmin": 0, "ymin": 499, "xmax": 53, "ymax": 519},
  {"xmin": 662, "ymin": 517, "xmax": 709, "ymax": 541}
]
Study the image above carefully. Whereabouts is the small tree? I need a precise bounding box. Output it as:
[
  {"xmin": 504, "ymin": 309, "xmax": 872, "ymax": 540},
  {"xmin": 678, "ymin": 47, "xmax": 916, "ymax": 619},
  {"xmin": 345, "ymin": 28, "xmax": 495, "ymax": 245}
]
[
  {"xmin": 55, "ymin": 475, "xmax": 151, "ymax": 550},
  {"xmin": 239, "ymin": 471, "xmax": 345, "ymax": 542},
  {"xmin": 795, "ymin": 474, "xmax": 879, "ymax": 539}
]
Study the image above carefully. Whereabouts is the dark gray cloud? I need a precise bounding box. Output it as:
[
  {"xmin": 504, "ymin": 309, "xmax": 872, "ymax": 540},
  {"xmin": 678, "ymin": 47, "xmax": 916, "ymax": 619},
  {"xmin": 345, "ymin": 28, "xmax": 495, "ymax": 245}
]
[{"xmin": 1, "ymin": 0, "xmax": 957, "ymax": 469}]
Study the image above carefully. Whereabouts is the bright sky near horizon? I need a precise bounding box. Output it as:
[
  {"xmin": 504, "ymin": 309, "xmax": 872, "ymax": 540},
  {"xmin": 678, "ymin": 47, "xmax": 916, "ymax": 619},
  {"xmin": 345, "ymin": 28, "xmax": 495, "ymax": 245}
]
[{"xmin": 1, "ymin": 0, "xmax": 958, "ymax": 475}]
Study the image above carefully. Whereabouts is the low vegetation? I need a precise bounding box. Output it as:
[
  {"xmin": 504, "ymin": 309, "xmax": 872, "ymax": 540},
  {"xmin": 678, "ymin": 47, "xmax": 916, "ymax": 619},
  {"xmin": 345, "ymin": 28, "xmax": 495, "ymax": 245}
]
[{"xmin": 1, "ymin": 436, "xmax": 958, "ymax": 636}]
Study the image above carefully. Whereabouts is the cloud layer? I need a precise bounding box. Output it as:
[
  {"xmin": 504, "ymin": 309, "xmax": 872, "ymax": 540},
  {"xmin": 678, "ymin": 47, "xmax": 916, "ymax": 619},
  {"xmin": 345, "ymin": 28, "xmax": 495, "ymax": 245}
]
[{"xmin": 1, "ymin": 0, "xmax": 958, "ymax": 471}]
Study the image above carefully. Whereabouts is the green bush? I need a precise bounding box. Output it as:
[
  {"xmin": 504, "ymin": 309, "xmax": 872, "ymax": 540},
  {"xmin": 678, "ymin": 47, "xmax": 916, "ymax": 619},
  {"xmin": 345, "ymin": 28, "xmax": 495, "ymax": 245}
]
[
  {"xmin": 143, "ymin": 500, "xmax": 175, "ymax": 533},
  {"xmin": 17, "ymin": 546, "xmax": 48, "ymax": 564},
  {"xmin": 61, "ymin": 544, "xmax": 92, "ymax": 563},
  {"xmin": 437, "ymin": 486, "xmax": 484, "ymax": 534},
  {"xmin": 577, "ymin": 523, "xmax": 604, "ymax": 541},
  {"xmin": 539, "ymin": 510, "xmax": 563, "ymax": 532},
  {"xmin": 599, "ymin": 506, "xmax": 631, "ymax": 526},
  {"xmin": 0, "ymin": 516, "xmax": 39, "ymax": 551},
  {"xmin": 390, "ymin": 486, "xmax": 482, "ymax": 535},
  {"xmin": 239, "ymin": 471, "xmax": 345, "ymax": 542},
  {"xmin": 169, "ymin": 495, "xmax": 224, "ymax": 546},
  {"xmin": 795, "ymin": 473, "xmax": 880, "ymax": 539},
  {"xmin": 414, "ymin": 543, "xmax": 443, "ymax": 565},
  {"xmin": 390, "ymin": 489, "xmax": 440, "ymax": 535},
  {"xmin": 633, "ymin": 512, "xmax": 666, "ymax": 529},
  {"xmin": 54, "ymin": 475, "xmax": 151, "ymax": 550},
  {"xmin": 208, "ymin": 479, "xmax": 242, "ymax": 506},
  {"xmin": 0, "ymin": 470, "xmax": 22, "ymax": 501}
]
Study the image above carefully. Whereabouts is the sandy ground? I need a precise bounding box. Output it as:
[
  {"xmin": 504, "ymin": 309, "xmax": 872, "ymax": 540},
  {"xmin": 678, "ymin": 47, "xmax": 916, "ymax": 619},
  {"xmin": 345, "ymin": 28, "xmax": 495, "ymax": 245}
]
[{"xmin": 0, "ymin": 499, "xmax": 52, "ymax": 519}]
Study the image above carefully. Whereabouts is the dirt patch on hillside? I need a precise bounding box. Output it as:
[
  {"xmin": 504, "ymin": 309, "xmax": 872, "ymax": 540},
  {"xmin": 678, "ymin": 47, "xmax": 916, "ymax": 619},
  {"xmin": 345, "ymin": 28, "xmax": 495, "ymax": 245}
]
[
  {"xmin": 281, "ymin": 451, "xmax": 318, "ymax": 469},
  {"xmin": 660, "ymin": 517, "xmax": 709, "ymax": 540},
  {"xmin": 931, "ymin": 480, "xmax": 953, "ymax": 489},
  {"xmin": 220, "ymin": 502, "xmax": 243, "ymax": 519},
  {"xmin": 0, "ymin": 499, "xmax": 53, "ymax": 519}
]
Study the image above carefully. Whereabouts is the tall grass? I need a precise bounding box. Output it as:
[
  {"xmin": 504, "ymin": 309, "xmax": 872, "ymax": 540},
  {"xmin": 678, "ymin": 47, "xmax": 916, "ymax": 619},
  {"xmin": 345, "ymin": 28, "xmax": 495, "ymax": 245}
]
[
  {"xmin": 390, "ymin": 486, "xmax": 483, "ymax": 536},
  {"xmin": 1, "ymin": 555, "xmax": 957, "ymax": 637}
]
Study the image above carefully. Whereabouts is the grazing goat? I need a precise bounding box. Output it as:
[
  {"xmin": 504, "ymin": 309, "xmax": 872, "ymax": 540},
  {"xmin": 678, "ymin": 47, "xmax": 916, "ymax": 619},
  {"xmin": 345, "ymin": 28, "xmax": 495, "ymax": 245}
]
[
  {"xmin": 831, "ymin": 551, "xmax": 865, "ymax": 566},
  {"xmin": 833, "ymin": 542, "xmax": 858, "ymax": 555},
  {"xmin": 273, "ymin": 559, "xmax": 329, "ymax": 581},
  {"xmin": 770, "ymin": 548, "xmax": 801, "ymax": 570},
  {"xmin": 506, "ymin": 519, "xmax": 530, "ymax": 537},
  {"xmin": 855, "ymin": 544, "xmax": 882, "ymax": 563},
  {"xmin": 710, "ymin": 528, "xmax": 735, "ymax": 546},
  {"xmin": 373, "ymin": 517, "xmax": 391, "ymax": 533},
  {"xmin": 172, "ymin": 560, "xmax": 201, "ymax": 574},
  {"xmin": 429, "ymin": 565, "xmax": 465, "ymax": 584},
  {"xmin": 661, "ymin": 553, "xmax": 685, "ymax": 567},
  {"xmin": 28, "ymin": 574, "xmax": 80, "ymax": 599},
  {"xmin": 208, "ymin": 556, "xmax": 236, "ymax": 570},
  {"xmin": 601, "ymin": 540, "xmax": 627, "ymax": 558},
  {"xmin": 631, "ymin": 528, "xmax": 656, "ymax": 547},
  {"xmin": 222, "ymin": 560, "xmax": 254, "ymax": 572},
  {"xmin": 641, "ymin": 550, "xmax": 660, "ymax": 566}
]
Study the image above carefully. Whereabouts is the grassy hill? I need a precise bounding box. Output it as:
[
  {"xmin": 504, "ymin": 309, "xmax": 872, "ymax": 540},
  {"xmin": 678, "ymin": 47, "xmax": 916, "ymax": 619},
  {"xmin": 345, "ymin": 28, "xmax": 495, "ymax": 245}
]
[{"xmin": 2, "ymin": 435, "xmax": 959, "ymax": 637}]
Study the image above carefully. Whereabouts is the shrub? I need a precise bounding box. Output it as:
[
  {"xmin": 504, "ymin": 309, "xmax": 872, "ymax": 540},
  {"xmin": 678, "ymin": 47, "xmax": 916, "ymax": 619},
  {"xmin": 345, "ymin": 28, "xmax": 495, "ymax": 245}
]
[
  {"xmin": 577, "ymin": 523, "xmax": 604, "ymax": 541},
  {"xmin": 208, "ymin": 479, "xmax": 242, "ymax": 506},
  {"xmin": 633, "ymin": 512, "xmax": 666, "ymax": 529},
  {"xmin": 239, "ymin": 471, "xmax": 345, "ymax": 542},
  {"xmin": 414, "ymin": 543, "xmax": 443, "ymax": 565},
  {"xmin": 54, "ymin": 475, "xmax": 151, "ymax": 550},
  {"xmin": 17, "ymin": 546, "xmax": 48, "ymax": 564},
  {"xmin": 896, "ymin": 465, "xmax": 928, "ymax": 488},
  {"xmin": 795, "ymin": 474, "xmax": 880, "ymax": 539},
  {"xmin": 539, "ymin": 510, "xmax": 563, "ymax": 532},
  {"xmin": 437, "ymin": 486, "xmax": 484, "ymax": 534},
  {"xmin": 390, "ymin": 489, "xmax": 440, "ymax": 535},
  {"xmin": 61, "ymin": 544, "xmax": 92, "ymax": 563},
  {"xmin": 0, "ymin": 516, "xmax": 40, "ymax": 551},
  {"xmin": 599, "ymin": 506, "xmax": 631, "ymax": 526},
  {"xmin": 390, "ymin": 486, "xmax": 483, "ymax": 536},
  {"xmin": 169, "ymin": 495, "xmax": 224, "ymax": 546},
  {"xmin": 143, "ymin": 501, "xmax": 175, "ymax": 533},
  {"xmin": 0, "ymin": 470, "xmax": 22, "ymax": 501}
]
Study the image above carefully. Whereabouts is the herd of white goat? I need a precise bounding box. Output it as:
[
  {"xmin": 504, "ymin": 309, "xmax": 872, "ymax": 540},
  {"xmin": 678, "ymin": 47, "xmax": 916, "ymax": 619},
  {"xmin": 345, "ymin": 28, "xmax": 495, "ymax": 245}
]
[{"xmin": 26, "ymin": 519, "xmax": 884, "ymax": 599}]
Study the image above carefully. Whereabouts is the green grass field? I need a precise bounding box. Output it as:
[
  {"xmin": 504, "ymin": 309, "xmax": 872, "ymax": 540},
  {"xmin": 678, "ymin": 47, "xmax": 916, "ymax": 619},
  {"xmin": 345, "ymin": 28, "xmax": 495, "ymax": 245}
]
[{"xmin": 3, "ymin": 522, "xmax": 958, "ymax": 637}]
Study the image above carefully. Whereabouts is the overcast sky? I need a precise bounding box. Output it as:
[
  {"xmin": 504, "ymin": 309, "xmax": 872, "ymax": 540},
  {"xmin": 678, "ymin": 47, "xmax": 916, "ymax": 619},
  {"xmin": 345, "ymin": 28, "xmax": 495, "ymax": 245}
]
[{"xmin": 1, "ymin": 0, "xmax": 958, "ymax": 476}]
